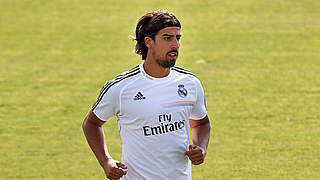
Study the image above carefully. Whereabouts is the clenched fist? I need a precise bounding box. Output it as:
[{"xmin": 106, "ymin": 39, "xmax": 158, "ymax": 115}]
[
  {"xmin": 184, "ymin": 144, "xmax": 206, "ymax": 165},
  {"xmin": 103, "ymin": 158, "xmax": 127, "ymax": 180}
]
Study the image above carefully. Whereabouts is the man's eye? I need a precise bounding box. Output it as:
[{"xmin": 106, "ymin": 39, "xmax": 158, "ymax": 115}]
[{"xmin": 165, "ymin": 37, "xmax": 170, "ymax": 40}]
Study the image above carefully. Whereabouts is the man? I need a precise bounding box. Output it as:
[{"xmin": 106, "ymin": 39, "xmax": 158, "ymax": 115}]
[{"xmin": 82, "ymin": 10, "xmax": 211, "ymax": 180}]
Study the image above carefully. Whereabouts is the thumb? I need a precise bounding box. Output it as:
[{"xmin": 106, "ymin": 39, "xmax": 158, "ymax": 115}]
[
  {"xmin": 116, "ymin": 162, "xmax": 127, "ymax": 169},
  {"xmin": 188, "ymin": 144, "xmax": 197, "ymax": 150},
  {"xmin": 184, "ymin": 144, "xmax": 195, "ymax": 156}
]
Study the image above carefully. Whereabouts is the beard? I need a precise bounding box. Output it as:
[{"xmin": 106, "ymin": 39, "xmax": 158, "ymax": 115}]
[
  {"xmin": 156, "ymin": 58, "xmax": 176, "ymax": 68},
  {"xmin": 155, "ymin": 50, "xmax": 179, "ymax": 68}
]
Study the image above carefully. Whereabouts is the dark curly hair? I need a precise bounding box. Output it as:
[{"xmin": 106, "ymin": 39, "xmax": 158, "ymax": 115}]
[{"xmin": 133, "ymin": 10, "xmax": 181, "ymax": 60}]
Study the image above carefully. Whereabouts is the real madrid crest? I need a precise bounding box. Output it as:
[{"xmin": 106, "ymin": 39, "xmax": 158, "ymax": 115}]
[{"xmin": 177, "ymin": 84, "xmax": 188, "ymax": 98}]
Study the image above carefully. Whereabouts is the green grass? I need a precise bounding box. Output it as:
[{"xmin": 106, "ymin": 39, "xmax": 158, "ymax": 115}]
[{"xmin": 1, "ymin": 0, "xmax": 319, "ymax": 179}]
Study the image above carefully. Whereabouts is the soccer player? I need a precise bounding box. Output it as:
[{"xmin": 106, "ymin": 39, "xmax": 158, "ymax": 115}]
[{"xmin": 82, "ymin": 10, "xmax": 211, "ymax": 180}]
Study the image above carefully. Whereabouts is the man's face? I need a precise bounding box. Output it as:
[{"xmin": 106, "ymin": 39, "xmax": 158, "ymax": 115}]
[{"xmin": 149, "ymin": 27, "xmax": 181, "ymax": 68}]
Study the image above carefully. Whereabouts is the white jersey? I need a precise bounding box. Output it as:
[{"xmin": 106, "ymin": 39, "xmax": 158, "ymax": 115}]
[{"xmin": 92, "ymin": 63, "xmax": 207, "ymax": 180}]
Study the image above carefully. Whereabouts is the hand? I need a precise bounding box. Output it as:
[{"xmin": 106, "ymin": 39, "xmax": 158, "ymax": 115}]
[
  {"xmin": 184, "ymin": 144, "xmax": 206, "ymax": 165},
  {"xmin": 103, "ymin": 158, "xmax": 127, "ymax": 180}
]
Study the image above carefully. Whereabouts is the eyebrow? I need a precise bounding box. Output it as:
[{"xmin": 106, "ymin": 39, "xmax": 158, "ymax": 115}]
[{"xmin": 161, "ymin": 34, "xmax": 182, "ymax": 37}]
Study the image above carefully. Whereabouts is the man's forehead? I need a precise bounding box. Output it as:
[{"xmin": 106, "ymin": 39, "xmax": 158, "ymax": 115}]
[{"xmin": 157, "ymin": 27, "xmax": 181, "ymax": 35}]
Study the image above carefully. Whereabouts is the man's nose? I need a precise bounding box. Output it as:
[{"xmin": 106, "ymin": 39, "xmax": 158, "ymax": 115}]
[{"xmin": 171, "ymin": 38, "xmax": 180, "ymax": 49}]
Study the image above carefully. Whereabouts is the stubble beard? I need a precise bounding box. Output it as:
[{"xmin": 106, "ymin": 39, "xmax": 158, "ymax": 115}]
[
  {"xmin": 154, "ymin": 50, "xmax": 179, "ymax": 68},
  {"xmin": 156, "ymin": 58, "xmax": 176, "ymax": 68}
]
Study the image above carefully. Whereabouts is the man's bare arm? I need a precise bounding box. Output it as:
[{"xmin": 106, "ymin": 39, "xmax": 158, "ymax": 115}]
[
  {"xmin": 190, "ymin": 115, "xmax": 211, "ymax": 152},
  {"xmin": 185, "ymin": 115, "xmax": 211, "ymax": 165},
  {"xmin": 82, "ymin": 110, "xmax": 127, "ymax": 179},
  {"xmin": 82, "ymin": 110, "xmax": 110, "ymax": 165}
]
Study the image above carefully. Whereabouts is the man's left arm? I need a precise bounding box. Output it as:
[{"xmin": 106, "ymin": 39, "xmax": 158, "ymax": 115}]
[{"xmin": 184, "ymin": 115, "xmax": 211, "ymax": 165}]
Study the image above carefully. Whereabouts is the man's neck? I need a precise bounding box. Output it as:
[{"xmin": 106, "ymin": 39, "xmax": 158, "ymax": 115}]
[{"xmin": 143, "ymin": 59, "xmax": 170, "ymax": 78}]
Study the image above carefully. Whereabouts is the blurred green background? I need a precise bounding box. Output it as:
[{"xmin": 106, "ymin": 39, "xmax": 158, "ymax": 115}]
[{"xmin": 0, "ymin": 0, "xmax": 319, "ymax": 179}]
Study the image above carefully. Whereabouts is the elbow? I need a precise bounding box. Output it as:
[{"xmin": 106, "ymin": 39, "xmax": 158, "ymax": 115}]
[
  {"xmin": 82, "ymin": 116, "xmax": 89, "ymax": 132},
  {"xmin": 200, "ymin": 117, "xmax": 211, "ymax": 133},
  {"xmin": 204, "ymin": 120, "xmax": 211, "ymax": 131}
]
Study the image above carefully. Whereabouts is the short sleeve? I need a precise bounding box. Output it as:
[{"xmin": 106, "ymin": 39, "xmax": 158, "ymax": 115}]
[
  {"xmin": 91, "ymin": 81, "xmax": 120, "ymax": 121},
  {"xmin": 190, "ymin": 78, "xmax": 207, "ymax": 120}
]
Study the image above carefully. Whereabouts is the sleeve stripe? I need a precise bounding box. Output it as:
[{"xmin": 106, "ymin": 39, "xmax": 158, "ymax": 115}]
[
  {"xmin": 171, "ymin": 67, "xmax": 195, "ymax": 77},
  {"xmin": 93, "ymin": 66, "xmax": 140, "ymax": 107},
  {"xmin": 92, "ymin": 70, "xmax": 141, "ymax": 110}
]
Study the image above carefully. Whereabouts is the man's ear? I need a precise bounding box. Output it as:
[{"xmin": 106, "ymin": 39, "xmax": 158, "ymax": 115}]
[{"xmin": 144, "ymin": 36, "xmax": 153, "ymax": 48}]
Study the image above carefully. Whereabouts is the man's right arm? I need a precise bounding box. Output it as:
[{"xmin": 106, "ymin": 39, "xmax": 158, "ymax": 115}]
[{"xmin": 82, "ymin": 110, "xmax": 127, "ymax": 179}]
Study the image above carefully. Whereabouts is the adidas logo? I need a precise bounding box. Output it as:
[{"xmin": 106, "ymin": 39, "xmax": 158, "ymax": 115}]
[{"xmin": 133, "ymin": 92, "xmax": 146, "ymax": 100}]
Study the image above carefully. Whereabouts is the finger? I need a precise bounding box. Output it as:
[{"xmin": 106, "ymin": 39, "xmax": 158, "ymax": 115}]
[
  {"xmin": 189, "ymin": 152, "xmax": 204, "ymax": 159},
  {"xmin": 116, "ymin": 162, "xmax": 128, "ymax": 169},
  {"xmin": 189, "ymin": 153, "xmax": 203, "ymax": 159},
  {"xmin": 184, "ymin": 148, "xmax": 198, "ymax": 156},
  {"xmin": 192, "ymin": 158, "xmax": 204, "ymax": 164},
  {"xmin": 185, "ymin": 148, "xmax": 202, "ymax": 156},
  {"xmin": 184, "ymin": 150, "xmax": 191, "ymax": 156},
  {"xmin": 113, "ymin": 167, "xmax": 127, "ymax": 176},
  {"xmin": 108, "ymin": 167, "xmax": 122, "ymax": 177},
  {"xmin": 108, "ymin": 167, "xmax": 124, "ymax": 178},
  {"xmin": 189, "ymin": 144, "xmax": 205, "ymax": 153},
  {"xmin": 188, "ymin": 152, "xmax": 205, "ymax": 161},
  {"xmin": 188, "ymin": 144, "xmax": 197, "ymax": 150},
  {"xmin": 192, "ymin": 160, "xmax": 204, "ymax": 165},
  {"xmin": 184, "ymin": 144, "xmax": 195, "ymax": 156},
  {"xmin": 108, "ymin": 171, "xmax": 122, "ymax": 180},
  {"xmin": 106, "ymin": 173, "xmax": 118, "ymax": 180},
  {"xmin": 188, "ymin": 152, "xmax": 203, "ymax": 158},
  {"xmin": 189, "ymin": 156, "xmax": 204, "ymax": 163},
  {"xmin": 184, "ymin": 151, "xmax": 196, "ymax": 157}
]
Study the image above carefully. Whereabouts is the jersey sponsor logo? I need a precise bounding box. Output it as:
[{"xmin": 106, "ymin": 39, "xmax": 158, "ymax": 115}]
[
  {"xmin": 143, "ymin": 114, "xmax": 186, "ymax": 136},
  {"xmin": 177, "ymin": 84, "xmax": 188, "ymax": 98},
  {"xmin": 133, "ymin": 92, "xmax": 146, "ymax": 100}
]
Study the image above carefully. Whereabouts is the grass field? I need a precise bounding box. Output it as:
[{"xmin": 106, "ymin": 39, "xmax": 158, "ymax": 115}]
[{"xmin": 1, "ymin": 0, "xmax": 319, "ymax": 179}]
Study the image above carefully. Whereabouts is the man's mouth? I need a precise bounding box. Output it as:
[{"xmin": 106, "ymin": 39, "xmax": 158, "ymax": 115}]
[
  {"xmin": 167, "ymin": 50, "xmax": 178, "ymax": 58},
  {"xmin": 168, "ymin": 52, "xmax": 177, "ymax": 57}
]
